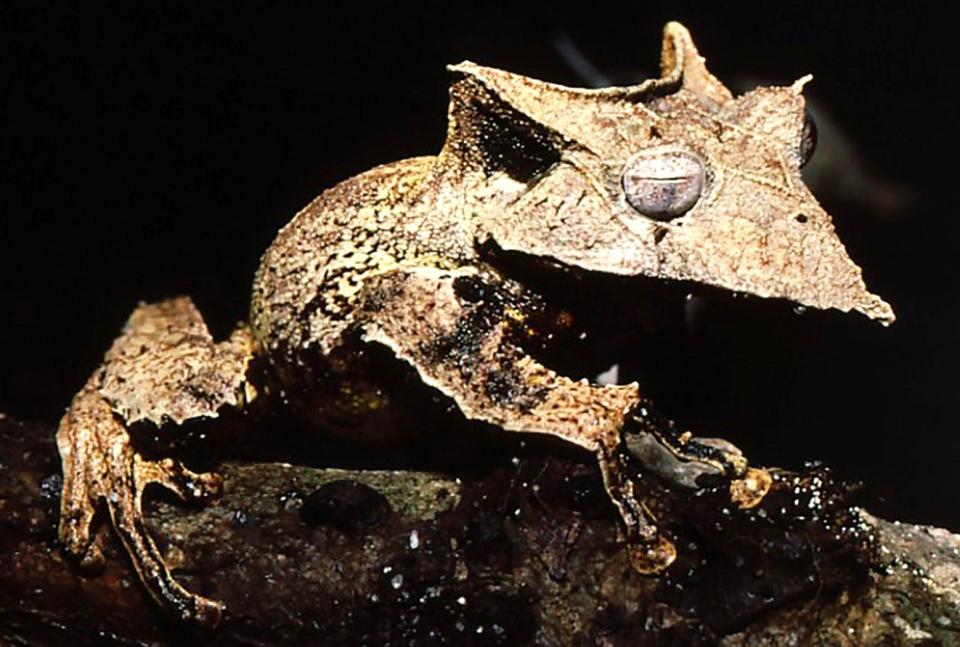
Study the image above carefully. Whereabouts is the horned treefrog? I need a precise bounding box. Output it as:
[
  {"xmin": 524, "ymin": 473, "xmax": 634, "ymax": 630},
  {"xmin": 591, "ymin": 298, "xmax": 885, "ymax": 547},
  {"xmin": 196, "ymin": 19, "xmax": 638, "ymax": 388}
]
[{"xmin": 56, "ymin": 22, "xmax": 893, "ymax": 626}]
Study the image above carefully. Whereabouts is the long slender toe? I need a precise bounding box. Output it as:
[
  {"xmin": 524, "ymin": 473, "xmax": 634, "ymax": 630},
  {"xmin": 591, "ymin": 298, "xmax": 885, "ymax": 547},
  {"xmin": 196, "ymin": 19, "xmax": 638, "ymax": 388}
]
[
  {"xmin": 107, "ymin": 456, "xmax": 225, "ymax": 628},
  {"xmin": 56, "ymin": 379, "xmax": 226, "ymax": 628},
  {"xmin": 143, "ymin": 457, "xmax": 223, "ymax": 504}
]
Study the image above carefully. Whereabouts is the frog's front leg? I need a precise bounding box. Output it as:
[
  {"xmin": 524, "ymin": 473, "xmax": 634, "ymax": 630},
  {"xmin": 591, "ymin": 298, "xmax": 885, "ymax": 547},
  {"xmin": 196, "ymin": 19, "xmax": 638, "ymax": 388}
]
[
  {"xmin": 57, "ymin": 297, "xmax": 257, "ymax": 627},
  {"xmin": 358, "ymin": 267, "xmax": 770, "ymax": 573}
]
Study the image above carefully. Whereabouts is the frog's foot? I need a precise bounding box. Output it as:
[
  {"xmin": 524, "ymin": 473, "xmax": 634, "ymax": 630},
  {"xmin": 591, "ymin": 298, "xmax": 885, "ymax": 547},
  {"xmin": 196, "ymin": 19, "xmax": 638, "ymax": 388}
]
[
  {"xmin": 597, "ymin": 446, "xmax": 677, "ymax": 574},
  {"xmin": 58, "ymin": 382, "xmax": 224, "ymax": 627},
  {"xmin": 623, "ymin": 411, "xmax": 749, "ymax": 485},
  {"xmin": 622, "ymin": 411, "xmax": 772, "ymax": 508},
  {"xmin": 57, "ymin": 297, "xmax": 257, "ymax": 628}
]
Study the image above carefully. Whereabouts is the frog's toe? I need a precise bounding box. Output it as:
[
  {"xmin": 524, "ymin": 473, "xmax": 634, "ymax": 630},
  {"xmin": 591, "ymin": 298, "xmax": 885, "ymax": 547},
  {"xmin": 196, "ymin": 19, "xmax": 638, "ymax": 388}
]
[
  {"xmin": 58, "ymin": 498, "xmax": 106, "ymax": 570},
  {"xmin": 145, "ymin": 458, "xmax": 223, "ymax": 505},
  {"xmin": 57, "ymin": 387, "xmax": 108, "ymax": 569},
  {"xmin": 104, "ymin": 452, "xmax": 225, "ymax": 627},
  {"xmin": 627, "ymin": 534, "xmax": 677, "ymax": 574}
]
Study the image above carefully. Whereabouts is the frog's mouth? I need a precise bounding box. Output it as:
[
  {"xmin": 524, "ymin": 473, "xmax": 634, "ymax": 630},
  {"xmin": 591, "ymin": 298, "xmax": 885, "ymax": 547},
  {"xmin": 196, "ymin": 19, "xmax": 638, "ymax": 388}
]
[
  {"xmin": 626, "ymin": 205, "xmax": 896, "ymax": 326},
  {"xmin": 479, "ymin": 234, "xmax": 891, "ymax": 329}
]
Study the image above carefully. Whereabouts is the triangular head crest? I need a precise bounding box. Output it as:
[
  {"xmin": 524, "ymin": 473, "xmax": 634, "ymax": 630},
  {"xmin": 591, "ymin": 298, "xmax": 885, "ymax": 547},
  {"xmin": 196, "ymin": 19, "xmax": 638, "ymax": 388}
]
[{"xmin": 439, "ymin": 22, "xmax": 894, "ymax": 324}]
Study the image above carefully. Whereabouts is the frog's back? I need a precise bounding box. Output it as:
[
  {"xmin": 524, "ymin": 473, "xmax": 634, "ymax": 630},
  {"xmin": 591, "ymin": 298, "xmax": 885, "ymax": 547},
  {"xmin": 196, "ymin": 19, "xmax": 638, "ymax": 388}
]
[{"xmin": 250, "ymin": 155, "xmax": 474, "ymax": 369}]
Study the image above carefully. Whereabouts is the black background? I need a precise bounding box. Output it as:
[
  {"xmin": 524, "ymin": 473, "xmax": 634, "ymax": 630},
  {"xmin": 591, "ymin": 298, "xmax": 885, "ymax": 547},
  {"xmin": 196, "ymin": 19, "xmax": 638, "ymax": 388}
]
[{"xmin": 2, "ymin": 2, "xmax": 956, "ymax": 528}]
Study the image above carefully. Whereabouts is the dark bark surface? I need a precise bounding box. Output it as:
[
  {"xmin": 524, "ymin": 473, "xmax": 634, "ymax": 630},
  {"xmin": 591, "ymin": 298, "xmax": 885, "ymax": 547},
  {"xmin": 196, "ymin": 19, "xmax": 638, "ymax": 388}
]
[{"xmin": 2, "ymin": 415, "xmax": 958, "ymax": 646}]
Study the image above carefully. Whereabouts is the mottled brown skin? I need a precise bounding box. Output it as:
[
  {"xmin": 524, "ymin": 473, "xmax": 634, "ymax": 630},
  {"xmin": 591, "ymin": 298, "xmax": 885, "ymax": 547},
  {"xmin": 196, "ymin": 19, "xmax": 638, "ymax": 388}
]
[{"xmin": 56, "ymin": 22, "xmax": 893, "ymax": 627}]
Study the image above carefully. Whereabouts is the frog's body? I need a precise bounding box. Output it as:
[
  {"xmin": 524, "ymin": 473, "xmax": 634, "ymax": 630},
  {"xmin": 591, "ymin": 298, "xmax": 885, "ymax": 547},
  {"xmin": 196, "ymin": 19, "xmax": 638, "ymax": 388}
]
[
  {"xmin": 56, "ymin": 23, "xmax": 893, "ymax": 627},
  {"xmin": 251, "ymin": 157, "xmax": 466, "ymax": 363},
  {"xmin": 250, "ymin": 157, "xmax": 458, "ymax": 433}
]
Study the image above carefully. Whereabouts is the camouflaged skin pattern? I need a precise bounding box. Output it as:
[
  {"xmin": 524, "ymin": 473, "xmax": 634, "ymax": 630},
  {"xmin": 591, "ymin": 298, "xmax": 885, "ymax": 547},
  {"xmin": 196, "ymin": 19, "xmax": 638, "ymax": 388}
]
[{"xmin": 56, "ymin": 22, "xmax": 892, "ymax": 627}]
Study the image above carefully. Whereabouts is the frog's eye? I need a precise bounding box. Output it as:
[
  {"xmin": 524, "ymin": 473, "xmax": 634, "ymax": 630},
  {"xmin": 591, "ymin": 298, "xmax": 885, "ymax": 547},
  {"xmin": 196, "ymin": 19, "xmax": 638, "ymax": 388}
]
[
  {"xmin": 799, "ymin": 109, "xmax": 818, "ymax": 167},
  {"xmin": 621, "ymin": 148, "xmax": 705, "ymax": 221}
]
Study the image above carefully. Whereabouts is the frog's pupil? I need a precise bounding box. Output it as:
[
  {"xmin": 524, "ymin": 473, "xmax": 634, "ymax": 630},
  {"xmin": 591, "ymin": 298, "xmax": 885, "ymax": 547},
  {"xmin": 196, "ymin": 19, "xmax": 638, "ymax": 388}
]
[{"xmin": 800, "ymin": 110, "xmax": 818, "ymax": 167}]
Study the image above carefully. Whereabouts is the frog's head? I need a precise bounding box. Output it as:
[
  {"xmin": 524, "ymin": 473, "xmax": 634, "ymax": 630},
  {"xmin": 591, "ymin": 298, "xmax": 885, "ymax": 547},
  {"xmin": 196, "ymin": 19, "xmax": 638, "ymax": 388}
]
[{"xmin": 440, "ymin": 22, "xmax": 893, "ymax": 323}]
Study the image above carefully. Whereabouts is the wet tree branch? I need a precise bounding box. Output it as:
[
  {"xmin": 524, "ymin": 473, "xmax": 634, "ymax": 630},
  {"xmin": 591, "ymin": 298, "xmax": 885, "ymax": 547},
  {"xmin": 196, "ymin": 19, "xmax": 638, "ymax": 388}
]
[{"xmin": 1, "ymin": 416, "xmax": 958, "ymax": 645}]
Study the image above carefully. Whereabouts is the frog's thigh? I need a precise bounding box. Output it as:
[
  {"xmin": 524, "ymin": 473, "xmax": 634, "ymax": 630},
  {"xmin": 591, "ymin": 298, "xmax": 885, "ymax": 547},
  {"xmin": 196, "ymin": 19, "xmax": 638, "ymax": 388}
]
[
  {"xmin": 359, "ymin": 267, "xmax": 639, "ymax": 451},
  {"xmin": 57, "ymin": 297, "xmax": 255, "ymax": 627}
]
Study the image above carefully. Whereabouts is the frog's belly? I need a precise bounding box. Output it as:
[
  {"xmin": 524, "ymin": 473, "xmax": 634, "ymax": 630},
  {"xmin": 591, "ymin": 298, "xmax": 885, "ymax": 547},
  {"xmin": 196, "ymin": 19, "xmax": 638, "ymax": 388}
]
[{"xmin": 266, "ymin": 335, "xmax": 452, "ymax": 443}]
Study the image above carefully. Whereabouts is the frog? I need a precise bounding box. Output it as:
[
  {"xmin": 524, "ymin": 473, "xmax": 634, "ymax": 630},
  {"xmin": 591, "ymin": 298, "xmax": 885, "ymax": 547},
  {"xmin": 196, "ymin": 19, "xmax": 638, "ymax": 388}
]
[{"xmin": 55, "ymin": 22, "xmax": 894, "ymax": 627}]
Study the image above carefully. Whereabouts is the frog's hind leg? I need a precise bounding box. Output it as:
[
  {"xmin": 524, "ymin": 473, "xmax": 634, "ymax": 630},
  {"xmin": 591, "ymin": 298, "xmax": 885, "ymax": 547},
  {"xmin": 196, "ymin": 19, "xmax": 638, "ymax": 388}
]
[
  {"xmin": 57, "ymin": 297, "xmax": 257, "ymax": 627},
  {"xmin": 357, "ymin": 267, "xmax": 765, "ymax": 574}
]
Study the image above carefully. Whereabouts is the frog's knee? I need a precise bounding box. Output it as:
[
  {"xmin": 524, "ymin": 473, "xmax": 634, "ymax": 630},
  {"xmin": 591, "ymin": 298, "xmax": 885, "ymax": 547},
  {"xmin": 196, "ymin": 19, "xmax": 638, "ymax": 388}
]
[{"xmin": 99, "ymin": 300, "xmax": 258, "ymax": 428}]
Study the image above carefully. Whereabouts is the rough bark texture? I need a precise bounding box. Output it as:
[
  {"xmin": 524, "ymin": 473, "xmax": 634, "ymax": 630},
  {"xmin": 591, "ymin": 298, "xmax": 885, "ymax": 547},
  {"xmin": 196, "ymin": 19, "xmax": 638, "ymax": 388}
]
[{"xmin": 2, "ymin": 414, "xmax": 958, "ymax": 645}]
